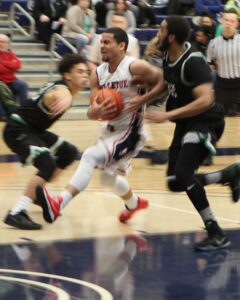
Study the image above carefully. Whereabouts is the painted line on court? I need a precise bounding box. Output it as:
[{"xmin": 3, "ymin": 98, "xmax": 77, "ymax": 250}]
[
  {"xmin": 0, "ymin": 275, "xmax": 69, "ymax": 299},
  {"xmin": 0, "ymin": 269, "xmax": 113, "ymax": 300},
  {"xmin": 149, "ymin": 202, "xmax": 240, "ymax": 224},
  {"xmin": 96, "ymin": 191, "xmax": 240, "ymax": 224}
]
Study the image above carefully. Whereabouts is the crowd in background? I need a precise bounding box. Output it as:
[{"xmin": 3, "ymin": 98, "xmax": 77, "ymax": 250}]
[{"xmin": 1, "ymin": 0, "xmax": 240, "ymax": 120}]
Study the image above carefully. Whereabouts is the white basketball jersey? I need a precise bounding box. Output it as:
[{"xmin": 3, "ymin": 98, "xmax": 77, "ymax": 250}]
[{"xmin": 96, "ymin": 56, "xmax": 140, "ymax": 130}]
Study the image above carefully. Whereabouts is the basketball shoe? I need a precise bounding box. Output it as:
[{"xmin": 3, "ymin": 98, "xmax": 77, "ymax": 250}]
[
  {"xmin": 4, "ymin": 210, "xmax": 42, "ymax": 230},
  {"xmin": 195, "ymin": 220, "xmax": 230, "ymax": 251},
  {"xmin": 36, "ymin": 186, "xmax": 62, "ymax": 223},
  {"xmin": 119, "ymin": 197, "xmax": 149, "ymax": 223}
]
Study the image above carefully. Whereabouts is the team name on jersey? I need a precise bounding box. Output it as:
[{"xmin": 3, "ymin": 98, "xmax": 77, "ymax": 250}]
[{"xmin": 102, "ymin": 80, "xmax": 129, "ymax": 89}]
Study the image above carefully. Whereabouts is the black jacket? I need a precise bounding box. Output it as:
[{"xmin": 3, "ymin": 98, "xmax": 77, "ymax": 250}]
[{"xmin": 33, "ymin": 0, "xmax": 68, "ymax": 21}]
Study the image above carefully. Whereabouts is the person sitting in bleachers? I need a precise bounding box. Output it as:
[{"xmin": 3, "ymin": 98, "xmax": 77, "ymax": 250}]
[
  {"xmin": 195, "ymin": 0, "xmax": 224, "ymax": 16},
  {"xmin": 132, "ymin": 0, "xmax": 160, "ymax": 28},
  {"xmin": 167, "ymin": 0, "xmax": 195, "ymax": 15},
  {"xmin": 94, "ymin": 0, "xmax": 111, "ymax": 28},
  {"xmin": 0, "ymin": 81, "xmax": 19, "ymax": 121},
  {"xmin": 106, "ymin": 0, "xmax": 136, "ymax": 34},
  {"xmin": 0, "ymin": 34, "xmax": 29, "ymax": 108},
  {"xmin": 143, "ymin": 34, "xmax": 163, "ymax": 67},
  {"xmin": 33, "ymin": 0, "xmax": 68, "ymax": 50},
  {"xmin": 192, "ymin": 12, "xmax": 217, "ymax": 36},
  {"xmin": 62, "ymin": 0, "xmax": 96, "ymax": 55},
  {"xmin": 225, "ymin": 0, "xmax": 240, "ymax": 16},
  {"xmin": 191, "ymin": 24, "xmax": 214, "ymax": 55}
]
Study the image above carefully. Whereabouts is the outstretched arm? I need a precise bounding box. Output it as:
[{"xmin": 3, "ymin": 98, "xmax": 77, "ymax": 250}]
[
  {"xmin": 128, "ymin": 59, "xmax": 166, "ymax": 112},
  {"xmin": 145, "ymin": 83, "xmax": 214, "ymax": 123}
]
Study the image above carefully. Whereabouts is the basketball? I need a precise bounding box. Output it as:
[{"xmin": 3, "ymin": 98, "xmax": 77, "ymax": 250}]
[{"xmin": 93, "ymin": 88, "xmax": 124, "ymax": 120}]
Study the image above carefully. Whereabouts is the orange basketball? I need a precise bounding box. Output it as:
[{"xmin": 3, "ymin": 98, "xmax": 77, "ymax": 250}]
[{"xmin": 93, "ymin": 88, "xmax": 124, "ymax": 120}]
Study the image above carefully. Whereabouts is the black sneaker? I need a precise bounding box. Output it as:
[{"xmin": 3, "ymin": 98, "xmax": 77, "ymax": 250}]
[
  {"xmin": 195, "ymin": 220, "xmax": 230, "ymax": 251},
  {"xmin": 222, "ymin": 163, "xmax": 240, "ymax": 202},
  {"xmin": 4, "ymin": 211, "xmax": 42, "ymax": 230}
]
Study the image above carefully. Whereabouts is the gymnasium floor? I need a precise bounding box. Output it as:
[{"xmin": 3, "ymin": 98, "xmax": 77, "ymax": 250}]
[{"xmin": 0, "ymin": 118, "xmax": 240, "ymax": 300}]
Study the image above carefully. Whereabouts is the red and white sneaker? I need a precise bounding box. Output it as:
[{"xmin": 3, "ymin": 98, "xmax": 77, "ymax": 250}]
[
  {"xmin": 119, "ymin": 197, "xmax": 149, "ymax": 223},
  {"xmin": 36, "ymin": 186, "xmax": 62, "ymax": 223}
]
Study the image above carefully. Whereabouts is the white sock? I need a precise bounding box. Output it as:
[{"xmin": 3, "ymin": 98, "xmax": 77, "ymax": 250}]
[
  {"xmin": 125, "ymin": 194, "xmax": 138, "ymax": 210},
  {"xmin": 199, "ymin": 207, "xmax": 216, "ymax": 223},
  {"xmin": 10, "ymin": 196, "xmax": 33, "ymax": 215},
  {"xmin": 60, "ymin": 190, "xmax": 73, "ymax": 210}
]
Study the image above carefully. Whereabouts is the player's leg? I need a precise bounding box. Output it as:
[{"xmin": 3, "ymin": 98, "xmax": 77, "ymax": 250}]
[
  {"xmin": 35, "ymin": 143, "xmax": 108, "ymax": 223},
  {"xmin": 3, "ymin": 130, "xmax": 63, "ymax": 230},
  {"xmin": 100, "ymin": 172, "xmax": 149, "ymax": 223},
  {"xmin": 196, "ymin": 163, "xmax": 240, "ymax": 202},
  {"xmin": 4, "ymin": 149, "xmax": 59, "ymax": 230},
  {"xmin": 168, "ymin": 142, "xmax": 230, "ymax": 251}
]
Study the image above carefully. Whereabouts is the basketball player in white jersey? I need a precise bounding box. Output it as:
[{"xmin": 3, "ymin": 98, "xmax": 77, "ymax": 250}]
[{"xmin": 35, "ymin": 27, "xmax": 163, "ymax": 224}]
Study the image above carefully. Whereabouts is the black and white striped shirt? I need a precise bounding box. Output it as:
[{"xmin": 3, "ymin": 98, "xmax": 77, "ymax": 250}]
[{"xmin": 207, "ymin": 33, "xmax": 240, "ymax": 78}]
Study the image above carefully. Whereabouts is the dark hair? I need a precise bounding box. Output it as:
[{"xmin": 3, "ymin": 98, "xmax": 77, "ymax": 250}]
[
  {"xmin": 114, "ymin": 0, "xmax": 129, "ymax": 10},
  {"xmin": 197, "ymin": 25, "xmax": 214, "ymax": 39},
  {"xmin": 165, "ymin": 16, "xmax": 191, "ymax": 44},
  {"xmin": 104, "ymin": 27, "xmax": 129, "ymax": 51},
  {"xmin": 200, "ymin": 11, "xmax": 213, "ymax": 19},
  {"xmin": 58, "ymin": 54, "xmax": 86, "ymax": 75},
  {"xmin": 223, "ymin": 7, "xmax": 239, "ymax": 18}
]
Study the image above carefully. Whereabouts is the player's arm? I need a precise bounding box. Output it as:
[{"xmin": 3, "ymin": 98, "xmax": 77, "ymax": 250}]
[
  {"xmin": 145, "ymin": 82, "xmax": 214, "ymax": 123},
  {"xmin": 44, "ymin": 86, "xmax": 73, "ymax": 116},
  {"xmin": 128, "ymin": 59, "xmax": 166, "ymax": 112},
  {"xmin": 87, "ymin": 69, "xmax": 117, "ymax": 120},
  {"xmin": 145, "ymin": 57, "xmax": 214, "ymax": 123},
  {"xmin": 166, "ymin": 57, "xmax": 215, "ymax": 120}
]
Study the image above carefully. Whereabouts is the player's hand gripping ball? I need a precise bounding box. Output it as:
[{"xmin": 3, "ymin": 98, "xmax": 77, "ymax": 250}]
[{"xmin": 93, "ymin": 88, "xmax": 124, "ymax": 120}]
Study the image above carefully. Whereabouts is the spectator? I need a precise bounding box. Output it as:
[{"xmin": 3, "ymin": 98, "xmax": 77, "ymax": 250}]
[
  {"xmin": 192, "ymin": 12, "xmax": 217, "ymax": 35},
  {"xmin": 33, "ymin": 0, "xmax": 68, "ymax": 50},
  {"xmin": 106, "ymin": 0, "xmax": 136, "ymax": 34},
  {"xmin": 132, "ymin": 0, "xmax": 160, "ymax": 28},
  {"xmin": 0, "ymin": 34, "xmax": 29, "ymax": 107},
  {"xmin": 94, "ymin": 0, "xmax": 109, "ymax": 27},
  {"xmin": 168, "ymin": 0, "xmax": 195, "ymax": 15},
  {"xmin": 0, "ymin": 81, "xmax": 18, "ymax": 121},
  {"xmin": 195, "ymin": 0, "xmax": 224, "ymax": 15},
  {"xmin": 87, "ymin": 12, "xmax": 140, "ymax": 71},
  {"xmin": 225, "ymin": 0, "xmax": 240, "ymax": 16},
  {"xmin": 207, "ymin": 8, "xmax": 240, "ymax": 116},
  {"xmin": 62, "ymin": 0, "xmax": 96, "ymax": 55},
  {"xmin": 144, "ymin": 34, "xmax": 163, "ymax": 66},
  {"xmin": 192, "ymin": 25, "xmax": 214, "ymax": 55}
]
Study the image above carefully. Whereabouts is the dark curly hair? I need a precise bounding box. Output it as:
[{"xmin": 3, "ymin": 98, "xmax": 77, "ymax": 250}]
[{"xmin": 58, "ymin": 54, "xmax": 87, "ymax": 75}]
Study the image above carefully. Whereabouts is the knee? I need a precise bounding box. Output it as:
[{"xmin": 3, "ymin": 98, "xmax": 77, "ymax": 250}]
[
  {"xmin": 56, "ymin": 142, "xmax": 79, "ymax": 168},
  {"xmin": 100, "ymin": 172, "xmax": 116, "ymax": 188},
  {"xmin": 34, "ymin": 152, "xmax": 57, "ymax": 181},
  {"xmin": 19, "ymin": 80, "xmax": 28, "ymax": 89},
  {"xmin": 167, "ymin": 167, "xmax": 193, "ymax": 192},
  {"xmin": 167, "ymin": 175, "xmax": 180, "ymax": 192},
  {"xmin": 81, "ymin": 147, "xmax": 98, "ymax": 166},
  {"xmin": 174, "ymin": 166, "xmax": 193, "ymax": 190}
]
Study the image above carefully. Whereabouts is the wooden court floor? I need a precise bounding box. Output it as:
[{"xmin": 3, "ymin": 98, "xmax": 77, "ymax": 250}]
[{"xmin": 0, "ymin": 117, "xmax": 240, "ymax": 299}]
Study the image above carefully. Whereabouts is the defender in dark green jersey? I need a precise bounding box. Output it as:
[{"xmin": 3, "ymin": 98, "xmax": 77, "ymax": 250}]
[{"xmin": 3, "ymin": 54, "xmax": 89, "ymax": 230}]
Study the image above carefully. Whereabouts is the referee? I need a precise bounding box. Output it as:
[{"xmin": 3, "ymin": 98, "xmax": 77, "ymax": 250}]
[{"xmin": 207, "ymin": 8, "xmax": 240, "ymax": 116}]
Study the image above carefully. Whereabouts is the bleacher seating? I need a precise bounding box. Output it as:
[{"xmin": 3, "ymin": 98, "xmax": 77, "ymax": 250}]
[
  {"xmin": 0, "ymin": 0, "xmax": 28, "ymax": 11},
  {"xmin": 1, "ymin": 0, "xmax": 225, "ymax": 58}
]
